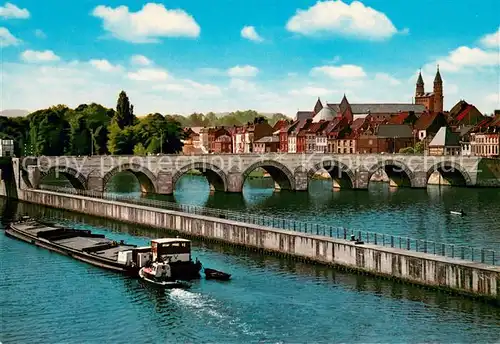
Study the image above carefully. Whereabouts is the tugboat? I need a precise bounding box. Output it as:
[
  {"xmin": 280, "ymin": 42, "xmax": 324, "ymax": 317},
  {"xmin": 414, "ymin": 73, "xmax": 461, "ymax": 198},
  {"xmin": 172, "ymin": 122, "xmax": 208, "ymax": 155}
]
[{"xmin": 138, "ymin": 238, "xmax": 202, "ymax": 287}]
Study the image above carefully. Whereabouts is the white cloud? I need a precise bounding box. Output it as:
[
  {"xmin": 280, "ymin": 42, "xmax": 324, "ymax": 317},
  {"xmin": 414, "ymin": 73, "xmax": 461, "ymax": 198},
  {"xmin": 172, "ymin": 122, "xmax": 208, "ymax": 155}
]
[
  {"xmin": 35, "ymin": 29, "xmax": 46, "ymax": 38},
  {"xmin": 485, "ymin": 93, "xmax": 500, "ymax": 109},
  {"xmin": 0, "ymin": 26, "xmax": 20, "ymax": 47},
  {"xmin": 89, "ymin": 59, "xmax": 122, "ymax": 72},
  {"xmin": 20, "ymin": 50, "xmax": 60, "ymax": 63},
  {"xmin": 127, "ymin": 67, "xmax": 169, "ymax": 81},
  {"xmin": 374, "ymin": 73, "xmax": 401, "ymax": 86},
  {"xmin": 480, "ymin": 27, "xmax": 499, "ymax": 48},
  {"xmin": 0, "ymin": 2, "xmax": 29, "ymax": 19},
  {"xmin": 130, "ymin": 54, "xmax": 152, "ymax": 66},
  {"xmin": 311, "ymin": 64, "xmax": 366, "ymax": 79},
  {"xmin": 286, "ymin": 0, "xmax": 400, "ymax": 40},
  {"xmin": 92, "ymin": 3, "xmax": 200, "ymax": 43},
  {"xmin": 227, "ymin": 65, "xmax": 259, "ymax": 77},
  {"xmin": 153, "ymin": 79, "xmax": 222, "ymax": 97},
  {"xmin": 229, "ymin": 78, "xmax": 257, "ymax": 92},
  {"xmin": 289, "ymin": 86, "xmax": 332, "ymax": 97},
  {"xmin": 241, "ymin": 26, "xmax": 264, "ymax": 42},
  {"xmin": 428, "ymin": 46, "xmax": 498, "ymax": 72}
]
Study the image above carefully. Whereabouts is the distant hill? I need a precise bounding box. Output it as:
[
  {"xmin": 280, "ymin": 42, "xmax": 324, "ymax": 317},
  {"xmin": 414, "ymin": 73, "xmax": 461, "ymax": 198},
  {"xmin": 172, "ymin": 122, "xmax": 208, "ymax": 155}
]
[{"xmin": 0, "ymin": 109, "xmax": 30, "ymax": 117}]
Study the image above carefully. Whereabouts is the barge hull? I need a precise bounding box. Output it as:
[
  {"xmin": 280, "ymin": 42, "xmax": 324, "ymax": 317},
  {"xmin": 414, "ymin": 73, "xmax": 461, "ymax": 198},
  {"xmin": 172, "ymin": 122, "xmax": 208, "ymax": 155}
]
[{"xmin": 5, "ymin": 226, "xmax": 137, "ymax": 275}]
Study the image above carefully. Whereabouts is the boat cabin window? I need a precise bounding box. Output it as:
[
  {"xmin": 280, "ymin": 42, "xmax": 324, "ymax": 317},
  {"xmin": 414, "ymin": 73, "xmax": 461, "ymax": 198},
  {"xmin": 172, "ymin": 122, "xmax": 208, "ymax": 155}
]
[{"xmin": 158, "ymin": 242, "xmax": 190, "ymax": 254}]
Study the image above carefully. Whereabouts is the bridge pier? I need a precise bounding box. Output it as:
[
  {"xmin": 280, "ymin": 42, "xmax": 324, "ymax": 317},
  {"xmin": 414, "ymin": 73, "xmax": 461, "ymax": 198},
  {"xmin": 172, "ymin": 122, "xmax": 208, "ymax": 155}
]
[
  {"xmin": 294, "ymin": 169, "xmax": 308, "ymax": 191},
  {"xmin": 353, "ymin": 170, "xmax": 369, "ymax": 189},
  {"xmin": 157, "ymin": 172, "xmax": 173, "ymax": 195},
  {"xmin": 411, "ymin": 171, "xmax": 428, "ymax": 188},
  {"xmin": 87, "ymin": 173, "xmax": 104, "ymax": 193},
  {"xmin": 227, "ymin": 173, "xmax": 243, "ymax": 193}
]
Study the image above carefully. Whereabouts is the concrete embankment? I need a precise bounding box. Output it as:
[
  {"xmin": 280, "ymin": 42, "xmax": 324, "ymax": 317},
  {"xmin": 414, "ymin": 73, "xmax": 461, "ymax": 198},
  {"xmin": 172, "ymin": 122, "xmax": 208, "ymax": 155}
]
[{"xmin": 16, "ymin": 188, "xmax": 500, "ymax": 302}]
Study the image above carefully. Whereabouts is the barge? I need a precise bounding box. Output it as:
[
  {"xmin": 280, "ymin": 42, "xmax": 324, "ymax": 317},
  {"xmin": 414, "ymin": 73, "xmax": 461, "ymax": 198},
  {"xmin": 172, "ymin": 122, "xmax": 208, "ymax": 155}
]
[{"xmin": 5, "ymin": 218, "xmax": 202, "ymax": 281}]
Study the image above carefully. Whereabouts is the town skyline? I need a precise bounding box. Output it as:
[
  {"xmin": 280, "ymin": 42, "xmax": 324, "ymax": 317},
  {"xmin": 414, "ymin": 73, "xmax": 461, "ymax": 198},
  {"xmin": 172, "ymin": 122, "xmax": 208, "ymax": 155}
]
[{"xmin": 1, "ymin": 1, "xmax": 499, "ymax": 116}]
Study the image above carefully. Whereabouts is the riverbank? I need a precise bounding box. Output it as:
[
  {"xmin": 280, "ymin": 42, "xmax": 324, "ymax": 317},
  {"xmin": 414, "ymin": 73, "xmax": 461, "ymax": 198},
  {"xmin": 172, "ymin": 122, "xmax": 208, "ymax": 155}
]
[{"xmin": 14, "ymin": 188, "xmax": 500, "ymax": 303}]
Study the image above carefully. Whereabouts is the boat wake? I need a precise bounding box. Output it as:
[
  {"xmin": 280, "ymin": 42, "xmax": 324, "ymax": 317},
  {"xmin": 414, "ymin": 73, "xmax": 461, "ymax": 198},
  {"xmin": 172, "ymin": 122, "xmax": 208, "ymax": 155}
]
[{"xmin": 169, "ymin": 289, "xmax": 267, "ymax": 337}]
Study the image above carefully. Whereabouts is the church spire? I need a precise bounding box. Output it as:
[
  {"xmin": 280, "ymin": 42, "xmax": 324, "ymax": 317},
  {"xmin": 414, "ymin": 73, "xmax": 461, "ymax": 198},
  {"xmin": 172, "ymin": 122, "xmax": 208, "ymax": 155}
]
[
  {"xmin": 417, "ymin": 69, "xmax": 424, "ymax": 86},
  {"xmin": 313, "ymin": 97, "xmax": 323, "ymax": 114},
  {"xmin": 434, "ymin": 65, "xmax": 442, "ymax": 84},
  {"xmin": 416, "ymin": 69, "xmax": 424, "ymax": 96},
  {"xmin": 433, "ymin": 65, "xmax": 443, "ymax": 113}
]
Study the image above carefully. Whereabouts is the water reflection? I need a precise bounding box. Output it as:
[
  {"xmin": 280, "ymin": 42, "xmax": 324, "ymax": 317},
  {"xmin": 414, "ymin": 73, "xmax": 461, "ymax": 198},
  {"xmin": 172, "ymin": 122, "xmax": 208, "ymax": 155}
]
[{"xmin": 39, "ymin": 173, "xmax": 500, "ymax": 251}]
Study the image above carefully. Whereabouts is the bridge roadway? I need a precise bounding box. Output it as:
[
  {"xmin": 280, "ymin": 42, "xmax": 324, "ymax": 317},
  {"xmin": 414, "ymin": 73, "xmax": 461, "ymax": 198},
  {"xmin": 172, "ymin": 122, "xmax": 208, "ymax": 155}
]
[{"xmin": 14, "ymin": 153, "xmax": 500, "ymax": 195}]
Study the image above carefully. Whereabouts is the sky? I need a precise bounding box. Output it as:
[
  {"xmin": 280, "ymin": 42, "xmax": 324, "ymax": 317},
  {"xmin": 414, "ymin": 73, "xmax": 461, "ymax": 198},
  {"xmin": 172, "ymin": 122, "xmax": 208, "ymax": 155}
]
[{"xmin": 0, "ymin": 0, "xmax": 499, "ymax": 117}]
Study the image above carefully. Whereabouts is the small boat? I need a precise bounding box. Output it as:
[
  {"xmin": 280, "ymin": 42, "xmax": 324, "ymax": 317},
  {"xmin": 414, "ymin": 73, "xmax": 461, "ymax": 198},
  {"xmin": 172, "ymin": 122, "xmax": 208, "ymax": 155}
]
[
  {"xmin": 204, "ymin": 268, "xmax": 231, "ymax": 281},
  {"xmin": 138, "ymin": 268, "xmax": 191, "ymax": 289},
  {"xmin": 450, "ymin": 210, "xmax": 466, "ymax": 216}
]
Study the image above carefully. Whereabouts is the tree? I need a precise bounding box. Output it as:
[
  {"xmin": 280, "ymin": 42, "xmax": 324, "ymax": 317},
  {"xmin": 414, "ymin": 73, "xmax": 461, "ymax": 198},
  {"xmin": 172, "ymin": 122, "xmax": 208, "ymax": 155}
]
[
  {"xmin": 0, "ymin": 116, "xmax": 30, "ymax": 156},
  {"xmin": 187, "ymin": 112, "xmax": 207, "ymax": 127},
  {"xmin": 107, "ymin": 122, "xmax": 136, "ymax": 155},
  {"xmin": 114, "ymin": 91, "xmax": 135, "ymax": 129},
  {"xmin": 414, "ymin": 141, "xmax": 424, "ymax": 154},
  {"xmin": 31, "ymin": 109, "xmax": 71, "ymax": 156},
  {"xmin": 134, "ymin": 113, "xmax": 184, "ymax": 154},
  {"xmin": 399, "ymin": 147, "xmax": 414, "ymax": 154},
  {"xmin": 133, "ymin": 143, "xmax": 147, "ymax": 155},
  {"xmin": 70, "ymin": 115, "xmax": 91, "ymax": 156}
]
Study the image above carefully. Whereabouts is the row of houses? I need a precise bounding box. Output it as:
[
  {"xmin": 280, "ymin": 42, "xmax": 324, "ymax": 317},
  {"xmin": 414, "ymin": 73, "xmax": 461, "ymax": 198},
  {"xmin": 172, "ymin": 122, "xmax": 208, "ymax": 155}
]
[{"xmin": 182, "ymin": 96, "xmax": 500, "ymax": 157}]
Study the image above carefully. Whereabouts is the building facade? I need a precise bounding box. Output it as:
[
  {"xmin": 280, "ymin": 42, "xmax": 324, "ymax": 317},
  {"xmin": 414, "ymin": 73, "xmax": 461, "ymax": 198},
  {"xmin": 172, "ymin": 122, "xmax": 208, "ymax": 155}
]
[{"xmin": 0, "ymin": 139, "xmax": 14, "ymax": 157}]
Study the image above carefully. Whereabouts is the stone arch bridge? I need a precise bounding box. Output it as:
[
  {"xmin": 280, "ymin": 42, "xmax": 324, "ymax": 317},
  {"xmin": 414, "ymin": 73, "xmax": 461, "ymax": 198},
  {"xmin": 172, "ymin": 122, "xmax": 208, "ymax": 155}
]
[{"xmin": 15, "ymin": 154, "xmax": 499, "ymax": 195}]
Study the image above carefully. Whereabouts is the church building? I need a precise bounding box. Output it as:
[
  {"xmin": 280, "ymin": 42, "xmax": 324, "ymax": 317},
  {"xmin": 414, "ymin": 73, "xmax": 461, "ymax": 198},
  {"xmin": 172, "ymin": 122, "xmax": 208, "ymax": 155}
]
[{"xmin": 415, "ymin": 67, "xmax": 444, "ymax": 113}]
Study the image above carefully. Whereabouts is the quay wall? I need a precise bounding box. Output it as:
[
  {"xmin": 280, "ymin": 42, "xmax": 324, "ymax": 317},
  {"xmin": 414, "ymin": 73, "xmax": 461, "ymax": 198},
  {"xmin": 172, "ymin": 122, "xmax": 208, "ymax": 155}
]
[{"xmin": 17, "ymin": 188, "xmax": 500, "ymax": 302}]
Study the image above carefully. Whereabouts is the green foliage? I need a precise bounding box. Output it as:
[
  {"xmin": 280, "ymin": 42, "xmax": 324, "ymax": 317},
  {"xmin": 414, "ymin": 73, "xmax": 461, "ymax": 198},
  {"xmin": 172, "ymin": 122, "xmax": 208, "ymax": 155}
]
[
  {"xmin": 107, "ymin": 122, "xmax": 136, "ymax": 155},
  {"xmin": 134, "ymin": 113, "xmax": 184, "ymax": 154},
  {"xmin": 114, "ymin": 91, "xmax": 135, "ymax": 129},
  {"xmin": 0, "ymin": 116, "xmax": 30, "ymax": 156},
  {"xmin": 399, "ymin": 147, "xmax": 414, "ymax": 154},
  {"xmin": 414, "ymin": 141, "xmax": 424, "ymax": 154},
  {"xmin": 133, "ymin": 143, "xmax": 147, "ymax": 156},
  {"xmin": 399, "ymin": 141, "xmax": 424, "ymax": 155},
  {"xmin": 71, "ymin": 115, "xmax": 92, "ymax": 156},
  {"xmin": 27, "ymin": 108, "xmax": 71, "ymax": 156},
  {"xmin": 0, "ymin": 89, "xmax": 289, "ymax": 157},
  {"xmin": 180, "ymin": 110, "xmax": 291, "ymax": 128}
]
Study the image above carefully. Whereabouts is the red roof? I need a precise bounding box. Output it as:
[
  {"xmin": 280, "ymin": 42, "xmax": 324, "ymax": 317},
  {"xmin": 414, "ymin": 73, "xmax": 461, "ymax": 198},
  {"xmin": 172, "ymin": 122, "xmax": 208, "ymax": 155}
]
[
  {"xmin": 273, "ymin": 120, "xmax": 289, "ymax": 131},
  {"xmin": 456, "ymin": 105, "xmax": 474, "ymax": 122},
  {"xmin": 414, "ymin": 112, "xmax": 438, "ymax": 130},
  {"xmin": 388, "ymin": 112, "xmax": 409, "ymax": 125}
]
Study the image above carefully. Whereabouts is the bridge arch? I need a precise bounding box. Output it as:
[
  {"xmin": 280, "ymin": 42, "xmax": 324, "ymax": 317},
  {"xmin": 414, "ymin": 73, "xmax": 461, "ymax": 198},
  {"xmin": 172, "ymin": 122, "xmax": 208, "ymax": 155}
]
[
  {"xmin": 102, "ymin": 164, "xmax": 157, "ymax": 193},
  {"xmin": 40, "ymin": 166, "xmax": 87, "ymax": 190},
  {"xmin": 426, "ymin": 161, "xmax": 473, "ymax": 186},
  {"xmin": 368, "ymin": 159, "xmax": 415, "ymax": 188},
  {"xmin": 241, "ymin": 160, "xmax": 295, "ymax": 190},
  {"xmin": 172, "ymin": 162, "xmax": 228, "ymax": 192},
  {"xmin": 308, "ymin": 160, "xmax": 355, "ymax": 189}
]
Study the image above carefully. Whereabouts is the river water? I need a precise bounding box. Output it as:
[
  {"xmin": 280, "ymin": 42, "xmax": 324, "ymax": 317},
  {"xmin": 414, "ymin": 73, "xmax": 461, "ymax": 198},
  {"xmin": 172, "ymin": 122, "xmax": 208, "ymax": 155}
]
[{"xmin": 1, "ymin": 175, "xmax": 500, "ymax": 343}]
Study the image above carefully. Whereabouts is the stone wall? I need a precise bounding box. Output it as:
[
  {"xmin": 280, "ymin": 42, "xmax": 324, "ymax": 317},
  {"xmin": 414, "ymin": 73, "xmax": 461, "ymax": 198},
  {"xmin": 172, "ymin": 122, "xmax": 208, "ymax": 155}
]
[{"xmin": 17, "ymin": 188, "xmax": 500, "ymax": 302}]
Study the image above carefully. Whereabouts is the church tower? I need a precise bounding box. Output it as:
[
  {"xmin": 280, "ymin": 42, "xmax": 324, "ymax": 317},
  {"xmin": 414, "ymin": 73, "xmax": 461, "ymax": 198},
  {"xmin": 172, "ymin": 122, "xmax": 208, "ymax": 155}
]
[
  {"xmin": 433, "ymin": 66, "xmax": 443, "ymax": 113},
  {"xmin": 415, "ymin": 70, "xmax": 424, "ymax": 97}
]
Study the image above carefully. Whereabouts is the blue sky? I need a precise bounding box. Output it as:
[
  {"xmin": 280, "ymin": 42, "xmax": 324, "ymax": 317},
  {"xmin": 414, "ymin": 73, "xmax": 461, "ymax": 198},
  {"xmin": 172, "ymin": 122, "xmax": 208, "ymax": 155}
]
[{"xmin": 1, "ymin": 0, "xmax": 499, "ymax": 116}]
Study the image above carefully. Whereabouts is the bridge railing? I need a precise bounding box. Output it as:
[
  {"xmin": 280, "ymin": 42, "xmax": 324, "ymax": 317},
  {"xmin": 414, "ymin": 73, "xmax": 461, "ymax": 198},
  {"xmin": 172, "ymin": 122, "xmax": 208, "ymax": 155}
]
[{"xmin": 38, "ymin": 185, "xmax": 498, "ymax": 266}]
